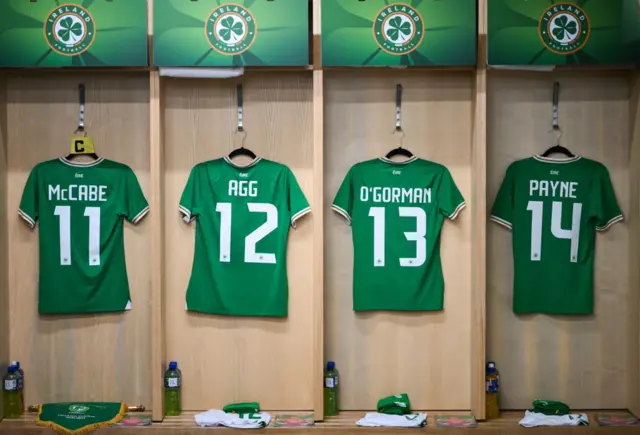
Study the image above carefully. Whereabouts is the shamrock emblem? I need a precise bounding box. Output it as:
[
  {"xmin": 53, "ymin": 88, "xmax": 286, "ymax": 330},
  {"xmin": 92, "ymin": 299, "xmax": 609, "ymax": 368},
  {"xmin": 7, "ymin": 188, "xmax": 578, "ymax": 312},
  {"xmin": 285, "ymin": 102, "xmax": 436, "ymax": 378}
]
[
  {"xmin": 552, "ymin": 15, "xmax": 577, "ymax": 41},
  {"xmin": 386, "ymin": 16, "xmax": 411, "ymax": 42},
  {"xmin": 57, "ymin": 17, "xmax": 83, "ymax": 43},
  {"xmin": 219, "ymin": 16, "xmax": 244, "ymax": 42}
]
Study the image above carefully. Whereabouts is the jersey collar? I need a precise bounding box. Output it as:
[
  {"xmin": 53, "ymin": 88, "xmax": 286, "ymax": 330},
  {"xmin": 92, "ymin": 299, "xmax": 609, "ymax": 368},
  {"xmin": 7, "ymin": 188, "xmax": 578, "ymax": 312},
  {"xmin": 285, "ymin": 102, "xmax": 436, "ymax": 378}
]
[
  {"xmin": 533, "ymin": 155, "xmax": 581, "ymax": 164},
  {"xmin": 59, "ymin": 157, "xmax": 105, "ymax": 168},
  {"xmin": 223, "ymin": 156, "xmax": 262, "ymax": 169},
  {"xmin": 378, "ymin": 156, "xmax": 418, "ymax": 165}
]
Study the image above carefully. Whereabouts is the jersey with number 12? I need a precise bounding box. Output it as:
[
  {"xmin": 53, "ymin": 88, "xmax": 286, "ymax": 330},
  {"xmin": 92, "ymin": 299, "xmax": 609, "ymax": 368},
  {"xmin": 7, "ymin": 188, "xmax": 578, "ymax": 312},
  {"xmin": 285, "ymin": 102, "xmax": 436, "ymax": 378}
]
[
  {"xmin": 19, "ymin": 158, "xmax": 149, "ymax": 314},
  {"xmin": 332, "ymin": 157, "xmax": 466, "ymax": 311},
  {"xmin": 491, "ymin": 155, "xmax": 623, "ymax": 314},
  {"xmin": 179, "ymin": 157, "xmax": 311, "ymax": 317}
]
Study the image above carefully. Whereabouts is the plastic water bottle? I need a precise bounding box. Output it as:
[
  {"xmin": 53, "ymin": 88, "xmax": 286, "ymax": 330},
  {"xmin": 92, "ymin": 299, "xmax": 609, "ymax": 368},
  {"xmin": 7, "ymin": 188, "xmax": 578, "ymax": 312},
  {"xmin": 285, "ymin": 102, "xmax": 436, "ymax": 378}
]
[
  {"xmin": 11, "ymin": 361, "xmax": 24, "ymax": 411},
  {"xmin": 164, "ymin": 361, "xmax": 181, "ymax": 416},
  {"xmin": 323, "ymin": 361, "xmax": 339, "ymax": 417},
  {"xmin": 3, "ymin": 365, "xmax": 22, "ymax": 418},
  {"xmin": 485, "ymin": 361, "xmax": 500, "ymax": 419}
]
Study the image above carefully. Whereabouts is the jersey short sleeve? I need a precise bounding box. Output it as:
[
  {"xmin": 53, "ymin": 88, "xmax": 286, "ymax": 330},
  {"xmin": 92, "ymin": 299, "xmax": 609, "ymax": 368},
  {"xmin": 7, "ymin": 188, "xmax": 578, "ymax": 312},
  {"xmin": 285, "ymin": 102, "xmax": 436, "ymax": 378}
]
[
  {"xmin": 287, "ymin": 168, "xmax": 311, "ymax": 228},
  {"xmin": 331, "ymin": 168, "xmax": 354, "ymax": 225},
  {"xmin": 179, "ymin": 164, "xmax": 203, "ymax": 222},
  {"xmin": 120, "ymin": 167, "xmax": 149, "ymax": 224},
  {"xmin": 438, "ymin": 168, "xmax": 466, "ymax": 220},
  {"xmin": 591, "ymin": 165, "xmax": 623, "ymax": 231},
  {"xmin": 490, "ymin": 164, "xmax": 515, "ymax": 230},
  {"xmin": 18, "ymin": 166, "xmax": 39, "ymax": 228}
]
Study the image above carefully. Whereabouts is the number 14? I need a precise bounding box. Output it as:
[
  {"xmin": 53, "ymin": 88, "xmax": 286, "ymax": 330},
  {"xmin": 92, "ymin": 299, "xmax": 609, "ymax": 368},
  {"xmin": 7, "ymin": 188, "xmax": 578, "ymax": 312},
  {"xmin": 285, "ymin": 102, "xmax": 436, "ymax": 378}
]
[{"xmin": 527, "ymin": 200, "xmax": 582, "ymax": 263}]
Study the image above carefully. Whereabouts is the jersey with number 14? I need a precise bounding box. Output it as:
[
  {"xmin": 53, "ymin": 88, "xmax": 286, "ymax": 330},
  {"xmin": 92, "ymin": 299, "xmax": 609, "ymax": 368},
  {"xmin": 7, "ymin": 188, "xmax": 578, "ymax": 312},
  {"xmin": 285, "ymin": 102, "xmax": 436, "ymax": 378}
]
[
  {"xmin": 19, "ymin": 158, "xmax": 149, "ymax": 314},
  {"xmin": 179, "ymin": 157, "xmax": 311, "ymax": 317},
  {"xmin": 332, "ymin": 157, "xmax": 466, "ymax": 311},
  {"xmin": 491, "ymin": 155, "xmax": 623, "ymax": 314}
]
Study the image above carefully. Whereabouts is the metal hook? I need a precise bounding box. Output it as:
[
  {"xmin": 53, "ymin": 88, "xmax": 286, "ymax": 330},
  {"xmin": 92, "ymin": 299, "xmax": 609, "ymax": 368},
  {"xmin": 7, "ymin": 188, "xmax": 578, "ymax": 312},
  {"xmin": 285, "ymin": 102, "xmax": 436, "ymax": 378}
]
[{"xmin": 554, "ymin": 127, "xmax": 563, "ymax": 146}]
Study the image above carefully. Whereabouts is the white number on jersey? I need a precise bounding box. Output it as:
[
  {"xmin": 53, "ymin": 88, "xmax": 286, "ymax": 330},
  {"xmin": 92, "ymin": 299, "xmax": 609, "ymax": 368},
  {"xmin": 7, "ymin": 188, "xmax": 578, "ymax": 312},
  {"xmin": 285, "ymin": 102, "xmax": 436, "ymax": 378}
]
[
  {"xmin": 216, "ymin": 202, "xmax": 278, "ymax": 264},
  {"xmin": 368, "ymin": 206, "xmax": 427, "ymax": 267},
  {"xmin": 54, "ymin": 205, "xmax": 101, "ymax": 266},
  {"xmin": 527, "ymin": 200, "xmax": 582, "ymax": 263}
]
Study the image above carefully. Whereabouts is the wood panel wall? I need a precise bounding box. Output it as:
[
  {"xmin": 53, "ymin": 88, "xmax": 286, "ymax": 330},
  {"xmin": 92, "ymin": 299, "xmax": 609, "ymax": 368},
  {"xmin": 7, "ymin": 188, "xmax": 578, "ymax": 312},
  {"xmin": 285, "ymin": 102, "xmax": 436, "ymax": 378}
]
[
  {"xmin": 630, "ymin": 70, "xmax": 640, "ymax": 417},
  {"xmin": 0, "ymin": 75, "xmax": 8, "ymax": 420},
  {"xmin": 161, "ymin": 72, "xmax": 317, "ymax": 411},
  {"xmin": 3, "ymin": 72, "xmax": 152, "ymax": 407},
  {"xmin": 324, "ymin": 70, "xmax": 474, "ymax": 411},
  {"xmin": 486, "ymin": 70, "xmax": 635, "ymax": 410}
]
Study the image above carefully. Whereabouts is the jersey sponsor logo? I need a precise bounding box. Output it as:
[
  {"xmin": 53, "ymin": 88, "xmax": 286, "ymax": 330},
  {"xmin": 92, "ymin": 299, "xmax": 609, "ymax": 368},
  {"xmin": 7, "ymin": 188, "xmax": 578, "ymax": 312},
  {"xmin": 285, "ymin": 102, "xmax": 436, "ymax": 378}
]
[
  {"xmin": 360, "ymin": 186, "xmax": 431, "ymax": 204},
  {"xmin": 75, "ymin": 173, "xmax": 84, "ymax": 178},
  {"xmin": 239, "ymin": 173, "xmax": 249, "ymax": 178},
  {"xmin": 373, "ymin": 3, "xmax": 424, "ymax": 55},
  {"xmin": 538, "ymin": 3, "xmax": 590, "ymax": 55},
  {"xmin": 228, "ymin": 180, "xmax": 258, "ymax": 197},
  {"xmin": 392, "ymin": 170, "xmax": 402, "ymax": 175},
  {"xmin": 205, "ymin": 3, "xmax": 257, "ymax": 56},
  {"xmin": 529, "ymin": 180, "xmax": 577, "ymax": 199},
  {"xmin": 48, "ymin": 184, "xmax": 107, "ymax": 202},
  {"xmin": 550, "ymin": 170, "xmax": 560, "ymax": 175},
  {"xmin": 44, "ymin": 4, "xmax": 96, "ymax": 56}
]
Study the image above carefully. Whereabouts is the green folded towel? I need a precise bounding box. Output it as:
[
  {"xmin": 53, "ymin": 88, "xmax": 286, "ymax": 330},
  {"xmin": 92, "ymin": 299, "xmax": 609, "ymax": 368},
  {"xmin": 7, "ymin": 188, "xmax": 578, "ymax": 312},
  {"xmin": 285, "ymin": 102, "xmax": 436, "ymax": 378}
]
[
  {"xmin": 377, "ymin": 394, "xmax": 411, "ymax": 415},
  {"xmin": 530, "ymin": 400, "xmax": 571, "ymax": 416},
  {"xmin": 223, "ymin": 402, "xmax": 260, "ymax": 414}
]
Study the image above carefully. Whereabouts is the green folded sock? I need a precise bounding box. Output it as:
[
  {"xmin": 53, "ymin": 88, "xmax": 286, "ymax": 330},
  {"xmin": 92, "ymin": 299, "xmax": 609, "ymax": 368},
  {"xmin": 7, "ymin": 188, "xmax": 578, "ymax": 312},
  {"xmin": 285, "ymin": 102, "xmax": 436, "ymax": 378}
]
[
  {"xmin": 531, "ymin": 400, "xmax": 571, "ymax": 416},
  {"xmin": 377, "ymin": 394, "xmax": 411, "ymax": 415},
  {"xmin": 223, "ymin": 402, "xmax": 260, "ymax": 414}
]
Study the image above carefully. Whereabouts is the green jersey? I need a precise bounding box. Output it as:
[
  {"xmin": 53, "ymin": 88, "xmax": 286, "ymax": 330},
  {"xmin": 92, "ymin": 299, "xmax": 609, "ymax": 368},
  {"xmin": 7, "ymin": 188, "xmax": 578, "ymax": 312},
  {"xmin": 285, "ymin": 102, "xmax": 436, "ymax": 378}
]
[
  {"xmin": 179, "ymin": 157, "xmax": 310, "ymax": 317},
  {"xmin": 332, "ymin": 157, "xmax": 465, "ymax": 311},
  {"xmin": 491, "ymin": 155, "xmax": 623, "ymax": 314},
  {"xmin": 19, "ymin": 157, "xmax": 149, "ymax": 314}
]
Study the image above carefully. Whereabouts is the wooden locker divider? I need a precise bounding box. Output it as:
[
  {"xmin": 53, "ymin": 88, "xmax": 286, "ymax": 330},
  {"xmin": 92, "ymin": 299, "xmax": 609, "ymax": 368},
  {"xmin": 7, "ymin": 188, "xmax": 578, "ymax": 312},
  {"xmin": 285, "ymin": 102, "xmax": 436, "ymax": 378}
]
[
  {"xmin": 486, "ymin": 69, "xmax": 637, "ymax": 410},
  {"xmin": 631, "ymin": 69, "xmax": 640, "ymax": 418},
  {"xmin": 471, "ymin": 0, "xmax": 488, "ymax": 420},
  {"xmin": 312, "ymin": 0, "xmax": 325, "ymax": 422},
  {"xmin": 0, "ymin": 73, "xmax": 8, "ymax": 421},
  {"xmin": 3, "ymin": 71, "xmax": 152, "ymax": 407}
]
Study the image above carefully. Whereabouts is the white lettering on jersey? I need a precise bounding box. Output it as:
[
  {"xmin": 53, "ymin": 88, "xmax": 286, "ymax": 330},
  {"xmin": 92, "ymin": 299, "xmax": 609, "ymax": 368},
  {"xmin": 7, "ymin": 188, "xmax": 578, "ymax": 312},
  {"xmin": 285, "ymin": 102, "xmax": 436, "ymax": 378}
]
[
  {"xmin": 359, "ymin": 186, "xmax": 431, "ymax": 204},
  {"xmin": 529, "ymin": 180, "xmax": 577, "ymax": 199},
  {"xmin": 228, "ymin": 180, "xmax": 258, "ymax": 197},
  {"xmin": 48, "ymin": 184, "xmax": 107, "ymax": 202}
]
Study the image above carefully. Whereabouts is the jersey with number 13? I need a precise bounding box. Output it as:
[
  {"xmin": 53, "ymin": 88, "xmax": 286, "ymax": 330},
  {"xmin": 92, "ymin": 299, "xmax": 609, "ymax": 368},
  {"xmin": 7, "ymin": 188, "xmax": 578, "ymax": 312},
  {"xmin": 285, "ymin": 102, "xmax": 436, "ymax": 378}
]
[
  {"xmin": 491, "ymin": 155, "xmax": 623, "ymax": 315},
  {"xmin": 19, "ymin": 157, "xmax": 149, "ymax": 314},
  {"xmin": 179, "ymin": 157, "xmax": 311, "ymax": 317},
  {"xmin": 332, "ymin": 157, "xmax": 466, "ymax": 311}
]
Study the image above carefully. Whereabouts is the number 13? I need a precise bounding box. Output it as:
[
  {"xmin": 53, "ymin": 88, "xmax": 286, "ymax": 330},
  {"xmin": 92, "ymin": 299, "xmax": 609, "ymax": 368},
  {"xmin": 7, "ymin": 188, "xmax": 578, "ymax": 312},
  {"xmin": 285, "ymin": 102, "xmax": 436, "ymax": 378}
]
[{"xmin": 368, "ymin": 206, "xmax": 426, "ymax": 267}]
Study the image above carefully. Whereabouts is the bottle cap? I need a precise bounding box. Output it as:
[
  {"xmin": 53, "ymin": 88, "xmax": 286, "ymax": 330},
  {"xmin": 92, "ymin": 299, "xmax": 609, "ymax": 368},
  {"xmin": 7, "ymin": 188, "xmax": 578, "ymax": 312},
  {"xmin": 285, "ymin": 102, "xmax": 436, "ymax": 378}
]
[
  {"xmin": 8, "ymin": 365, "xmax": 16, "ymax": 373},
  {"xmin": 486, "ymin": 361, "xmax": 497, "ymax": 373},
  {"xmin": 11, "ymin": 361, "xmax": 19, "ymax": 368},
  {"xmin": 327, "ymin": 361, "xmax": 335, "ymax": 370},
  {"xmin": 169, "ymin": 361, "xmax": 178, "ymax": 370}
]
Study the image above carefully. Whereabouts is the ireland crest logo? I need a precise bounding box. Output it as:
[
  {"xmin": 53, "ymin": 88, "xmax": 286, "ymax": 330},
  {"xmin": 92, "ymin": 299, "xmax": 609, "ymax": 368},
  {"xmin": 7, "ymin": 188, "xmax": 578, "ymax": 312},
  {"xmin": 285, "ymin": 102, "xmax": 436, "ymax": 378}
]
[
  {"xmin": 206, "ymin": 3, "xmax": 257, "ymax": 55},
  {"xmin": 373, "ymin": 3, "xmax": 424, "ymax": 55},
  {"xmin": 44, "ymin": 4, "xmax": 96, "ymax": 56},
  {"xmin": 539, "ymin": 3, "xmax": 590, "ymax": 55}
]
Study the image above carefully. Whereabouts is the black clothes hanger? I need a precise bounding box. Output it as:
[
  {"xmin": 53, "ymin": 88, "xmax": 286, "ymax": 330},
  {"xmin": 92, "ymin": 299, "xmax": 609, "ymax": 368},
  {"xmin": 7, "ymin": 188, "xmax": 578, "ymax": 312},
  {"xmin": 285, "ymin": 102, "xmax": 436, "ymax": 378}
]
[
  {"xmin": 541, "ymin": 82, "xmax": 574, "ymax": 158},
  {"xmin": 384, "ymin": 84, "xmax": 414, "ymax": 160}
]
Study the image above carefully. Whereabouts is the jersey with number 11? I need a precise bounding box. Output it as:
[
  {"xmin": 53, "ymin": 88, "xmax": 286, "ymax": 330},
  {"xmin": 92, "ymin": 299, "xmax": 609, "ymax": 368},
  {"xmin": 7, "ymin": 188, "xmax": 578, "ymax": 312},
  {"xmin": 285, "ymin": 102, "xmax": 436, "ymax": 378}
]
[
  {"xmin": 179, "ymin": 157, "xmax": 311, "ymax": 317},
  {"xmin": 332, "ymin": 157, "xmax": 466, "ymax": 311},
  {"xmin": 491, "ymin": 155, "xmax": 623, "ymax": 314},
  {"xmin": 19, "ymin": 158, "xmax": 149, "ymax": 314}
]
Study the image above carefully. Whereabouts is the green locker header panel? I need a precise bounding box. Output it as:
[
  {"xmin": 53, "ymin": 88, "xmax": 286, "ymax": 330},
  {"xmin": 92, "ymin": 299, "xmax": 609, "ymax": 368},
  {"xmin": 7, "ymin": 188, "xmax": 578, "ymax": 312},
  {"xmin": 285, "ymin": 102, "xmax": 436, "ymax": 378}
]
[
  {"xmin": 321, "ymin": 0, "xmax": 477, "ymax": 67},
  {"xmin": 0, "ymin": 0, "xmax": 149, "ymax": 67},
  {"xmin": 153, "ymin": 0, "xmax": 310, "ymax": 67},
  {"xmin": 488, "ymin": 0, "xmax": 640, "ymax": 66}
]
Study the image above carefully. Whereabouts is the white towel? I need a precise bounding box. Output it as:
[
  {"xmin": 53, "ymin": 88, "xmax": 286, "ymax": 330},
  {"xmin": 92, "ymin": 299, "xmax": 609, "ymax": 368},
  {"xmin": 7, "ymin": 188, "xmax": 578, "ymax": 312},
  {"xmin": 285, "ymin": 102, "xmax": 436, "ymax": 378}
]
[
  {"xmin": 519, "ymin": 410, "xmax": 589, "ymax": 427},
  {"xmin": 356, "ymin": 412, "xmax": 427, "ymax": 427},
  {"xmin": 195, "ymin": 410, "xmax": 271, "ymax": 428}
]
